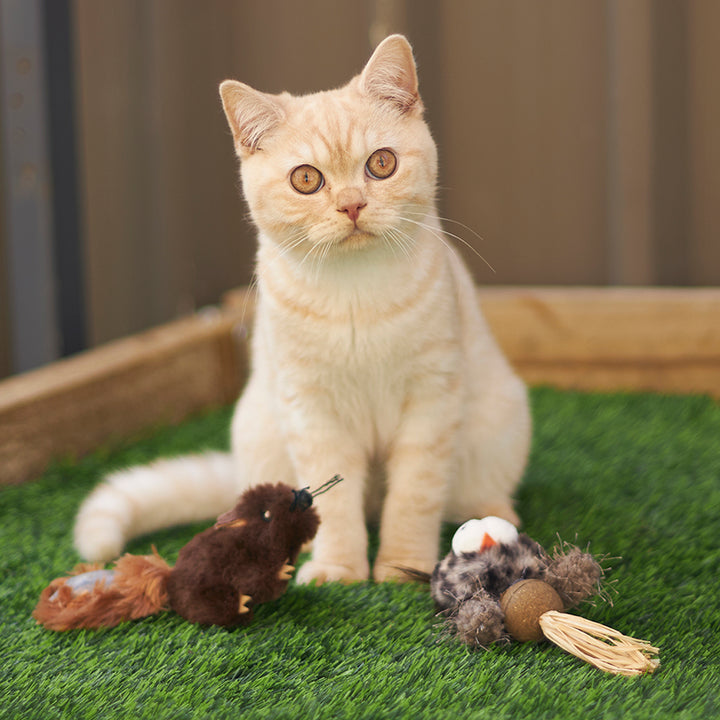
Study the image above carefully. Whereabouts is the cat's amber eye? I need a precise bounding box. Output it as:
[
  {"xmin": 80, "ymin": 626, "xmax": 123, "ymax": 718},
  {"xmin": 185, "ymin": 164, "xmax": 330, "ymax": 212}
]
[
  {"xmin": 290, "ymin": 165, "xmax": 324, "ymax": 194},
  {"xmin": 365, "ymin": 149, "xmax": 397, "ymax": 180}
]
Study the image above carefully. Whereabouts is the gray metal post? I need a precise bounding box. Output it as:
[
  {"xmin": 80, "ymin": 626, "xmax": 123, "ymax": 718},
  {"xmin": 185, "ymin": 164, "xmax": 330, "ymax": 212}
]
[{"xmin": 0, "ymin": 0, "xmax": 60, "ymax": 372}]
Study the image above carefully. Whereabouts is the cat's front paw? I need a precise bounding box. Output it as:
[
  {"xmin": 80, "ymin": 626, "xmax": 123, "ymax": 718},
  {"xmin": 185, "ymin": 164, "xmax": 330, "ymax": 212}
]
[{"xmin": 295, "ymin": 560, "xmax": 369, "ymax": 585}]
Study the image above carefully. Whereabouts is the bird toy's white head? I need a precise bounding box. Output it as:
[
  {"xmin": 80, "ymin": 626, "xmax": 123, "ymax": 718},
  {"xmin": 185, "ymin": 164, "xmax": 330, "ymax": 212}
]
[{"xmin": 451, "ymin": 516, "xmax": 519, "ymax": 555}]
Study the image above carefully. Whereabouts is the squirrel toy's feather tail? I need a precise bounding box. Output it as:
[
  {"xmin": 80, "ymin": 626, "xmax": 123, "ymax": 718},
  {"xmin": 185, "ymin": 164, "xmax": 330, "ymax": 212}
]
[{"xmin": 33, "ymin": 549, "xmax": 172, "ymax": 631}]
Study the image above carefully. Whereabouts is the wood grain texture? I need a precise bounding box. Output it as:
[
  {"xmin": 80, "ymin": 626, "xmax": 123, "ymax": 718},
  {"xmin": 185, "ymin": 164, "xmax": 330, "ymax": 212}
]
[
  {"xmin": 0, "ymin": 309, "xmax": 249, "ymax": 486},
  {"xmin": 477, "ymin": 287, "xmax": 720, "ymax": 397},
  {"xmin": 226, "ymin": 286, "xmax": 720, "ymax": 398},
  {"xmin": 4, "ymin": 4, "xmax": 716, "ymax": 383},
  {"xmin": 438, "ymin": 2, "xmax": 609, "ymax": 286},
  {"xmin": 1, "ymin": 287, "xmax": 718, "ymax": 486}
]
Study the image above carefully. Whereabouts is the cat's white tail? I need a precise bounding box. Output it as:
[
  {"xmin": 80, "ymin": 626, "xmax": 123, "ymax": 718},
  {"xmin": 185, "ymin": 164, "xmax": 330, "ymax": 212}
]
[{"xmin": 74, "ymin": 452, "xmax": 238, "ymax": 562}]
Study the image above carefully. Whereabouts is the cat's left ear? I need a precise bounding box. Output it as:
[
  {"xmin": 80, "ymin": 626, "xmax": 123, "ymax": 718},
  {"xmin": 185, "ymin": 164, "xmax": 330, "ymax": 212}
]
[
  {"xmin": 359, "ymin": 34, "xmax": 421, "ymax": 114},
  {"xmin": 219, "ymin": 80, "xmax": 285, "ymax": 157}
]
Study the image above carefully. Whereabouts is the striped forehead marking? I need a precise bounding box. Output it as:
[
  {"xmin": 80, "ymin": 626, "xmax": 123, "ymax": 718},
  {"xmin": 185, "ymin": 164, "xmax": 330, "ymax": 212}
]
[{"xmin": 293, "ymin": 98, "xmax": 373, "ymax": 176}]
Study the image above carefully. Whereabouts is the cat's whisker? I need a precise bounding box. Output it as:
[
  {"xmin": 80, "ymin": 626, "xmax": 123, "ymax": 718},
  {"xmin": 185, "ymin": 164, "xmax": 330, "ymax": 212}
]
[
  {"xmin": 238, "ymin": 273, "xmax": 259, "ymax": 327},
  {"xmin": 387, "ymin": 236, "xmax": 406, "ymax": 262},
  {"xmin": 237, "ymin": 230, "xmax": 314, "ymax": 324},
  {"xmin": 404, "ymin": 210, "xmax": 487, "ymax": 246},
  {"xmin": 380, "ymin": 228, "xmax": 403, "ymax": 262},
  {"xmin": 384, "ymin": 227, "xmax": 418, "ymax": 263},
  {"xmin": 401, "ymin": 214, "xmax": 479, "ymax": 251},
  {"xmin": 272, "ymin": 231, "xmax": 314, "ymax": 264},
  {"xmin": 404, "ymin": 219, "xmax": 467, "ymax": 264},
  {"xmin": 303, "ymin": 245, "xmax": 323, "ymax": 283},
  {"xmin": 292, "ymin": 241, "xmax": 316, "ymax": 269},
  {"xmin": 399, "ymin": 216, "xmax": 496, "ymax": 274},
  {"xmin": 296, "ymin": 237, "xmax": 331, "ymax": 284},
  {"xmin": 281, "ymin": 231, "xmax": 312, "ymax": 254},
  {"xmin": 317, "ymin": 239, "xmax": 338, "ymax": 281},
  {"xmin": 396, "ymin": 236, "xmax": 419, "ymax": 264}
]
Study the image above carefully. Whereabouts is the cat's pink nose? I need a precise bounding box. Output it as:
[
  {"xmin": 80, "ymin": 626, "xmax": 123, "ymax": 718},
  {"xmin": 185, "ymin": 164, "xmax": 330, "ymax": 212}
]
[{"xmin": 337, "ymin": 189, "xmax": 367, "ymax": 224}]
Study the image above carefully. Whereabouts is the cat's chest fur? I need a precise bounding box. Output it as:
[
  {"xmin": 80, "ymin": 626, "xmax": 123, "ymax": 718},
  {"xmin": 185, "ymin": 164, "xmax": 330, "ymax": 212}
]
[
  {"xmin": 253, "ymin": 236, "xmax": 463, "ymax": 446},
  {"xmin": 258, "ymin": 238, "xmax": 459, "ymax": 373}
]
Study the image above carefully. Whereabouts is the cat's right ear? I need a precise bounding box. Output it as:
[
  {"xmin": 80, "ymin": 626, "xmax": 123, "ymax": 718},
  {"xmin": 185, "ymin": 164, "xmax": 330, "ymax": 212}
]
[
  {"xmin": 359, "ymin": 34, "xmax": 421, "ymax": 114},
  {"xmin": 219, "ymin": 80, "xmax": 285, "ymax": 157}
]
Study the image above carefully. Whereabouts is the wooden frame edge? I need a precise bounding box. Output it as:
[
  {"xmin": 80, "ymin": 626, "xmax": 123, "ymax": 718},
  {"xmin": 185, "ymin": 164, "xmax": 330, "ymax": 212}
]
[
  {"xmin": 1, "ymin": 286, "xmax": 718, "ymax": 486},
  {"xmin": 0, "ymin": 309, "xmax": 250, "ymax": 486}
]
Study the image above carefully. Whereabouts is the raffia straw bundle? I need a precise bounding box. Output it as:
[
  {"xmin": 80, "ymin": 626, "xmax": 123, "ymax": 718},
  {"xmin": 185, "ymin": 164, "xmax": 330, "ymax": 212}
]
[{"xmin": 539, "ymin": 611, "xmax": 660, "ymax": 676}]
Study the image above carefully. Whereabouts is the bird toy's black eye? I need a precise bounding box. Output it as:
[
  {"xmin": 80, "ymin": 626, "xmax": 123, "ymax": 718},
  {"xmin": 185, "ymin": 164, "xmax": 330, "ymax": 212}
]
[{"xmin": 263, "ymin": 510, "xmax": 272, "ymax": 522}]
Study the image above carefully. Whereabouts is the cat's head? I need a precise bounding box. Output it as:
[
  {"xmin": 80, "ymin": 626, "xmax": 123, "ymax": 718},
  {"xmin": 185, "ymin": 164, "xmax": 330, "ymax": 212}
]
[{"xmin": 220, "ymin": 35, "xmax": 437, "ymax": 262}]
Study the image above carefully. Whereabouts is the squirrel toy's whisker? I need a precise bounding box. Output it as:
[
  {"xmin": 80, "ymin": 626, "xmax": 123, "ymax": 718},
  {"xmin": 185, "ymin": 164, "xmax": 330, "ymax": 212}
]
[{"xmin": 310, "ymin": 475, "xmax": 344, "ymax": 497}]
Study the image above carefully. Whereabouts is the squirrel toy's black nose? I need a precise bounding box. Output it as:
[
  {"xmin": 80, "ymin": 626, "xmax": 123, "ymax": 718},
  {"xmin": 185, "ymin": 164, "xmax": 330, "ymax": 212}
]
[{"xmin": 291, "ymin": 488, "xmax": 313, "ymax": 512}]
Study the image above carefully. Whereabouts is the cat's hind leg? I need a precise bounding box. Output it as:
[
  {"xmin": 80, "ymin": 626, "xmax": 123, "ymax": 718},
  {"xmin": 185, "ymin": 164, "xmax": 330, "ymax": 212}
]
[{"xmin": 445, "ymin": 377, "xmax": 531, "ymax": 527}]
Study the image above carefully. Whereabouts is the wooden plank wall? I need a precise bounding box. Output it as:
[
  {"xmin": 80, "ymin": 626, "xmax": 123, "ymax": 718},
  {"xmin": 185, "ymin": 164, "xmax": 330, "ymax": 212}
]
[
  {"xmin": 687, "ymin": 2, "xmax": 720, "ymax": 285},
  {"xmin": 0, "ymin": 132, "xmax": 9, "ymax": 378},
  {"xmin": 2, "ymin": 286, "xmax": 719, "ymax": 486},
  {"xmin": 68, "ymin": 1, "xmax": 719, "ymax": 352},
  {"xmin": 435, "ymin": 0, "xmax": 720, "ymax": 287},
  {"xmin": 1, "ymin": 1, "xmax": 718, "ymax": 380},
  {"xmin": 0, "ymin": 307, "xmax": 247, "ymax": 487},
  {"xmin": 223, "ymin": 287, "xmax": 720, "ymax": 400}
]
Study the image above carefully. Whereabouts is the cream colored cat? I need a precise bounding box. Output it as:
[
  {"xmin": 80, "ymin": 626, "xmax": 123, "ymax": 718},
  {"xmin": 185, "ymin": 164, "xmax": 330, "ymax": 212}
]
[{"xmin": 74, "ymin": 35, "xmax": 531, "ymax": 584}]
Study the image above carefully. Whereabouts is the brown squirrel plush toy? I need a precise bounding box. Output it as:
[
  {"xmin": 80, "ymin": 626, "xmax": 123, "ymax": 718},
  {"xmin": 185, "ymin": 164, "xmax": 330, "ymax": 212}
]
[{"xmin": 34, "ymin": 477, "xmax": 342, "ymax": 630}]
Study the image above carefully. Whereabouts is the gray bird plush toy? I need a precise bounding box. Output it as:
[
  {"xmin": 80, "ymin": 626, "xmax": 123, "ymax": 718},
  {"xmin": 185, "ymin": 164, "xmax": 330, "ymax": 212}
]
[
  {"xmin": 430, "ymin": 516, "xmax": 604, "ymax": 647},
  {"xmin": 426, "ymin": 517, "xmax": 659, "ymax": 675}
]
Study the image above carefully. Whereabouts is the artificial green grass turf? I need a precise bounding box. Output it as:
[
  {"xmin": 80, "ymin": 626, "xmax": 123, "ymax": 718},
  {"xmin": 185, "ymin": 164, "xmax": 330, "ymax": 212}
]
[{"xmin": 1, "ymin": 387, "xmax": 719, "ymax": 719}]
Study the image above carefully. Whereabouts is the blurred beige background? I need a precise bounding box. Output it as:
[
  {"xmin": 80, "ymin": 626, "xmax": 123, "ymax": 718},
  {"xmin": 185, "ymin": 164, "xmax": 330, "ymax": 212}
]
[{"xmin": 1, "ymin": 0, "xmax": 718, "ymax": 380}]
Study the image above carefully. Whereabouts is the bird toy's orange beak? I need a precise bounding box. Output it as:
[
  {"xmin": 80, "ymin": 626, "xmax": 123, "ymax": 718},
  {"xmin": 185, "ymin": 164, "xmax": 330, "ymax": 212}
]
[{"xmin": 479, "ymin": 533, "xmax": 498, "ymax": 552}]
